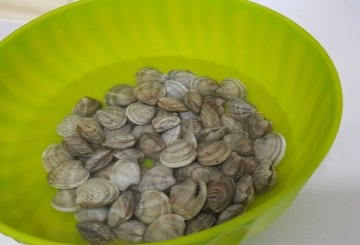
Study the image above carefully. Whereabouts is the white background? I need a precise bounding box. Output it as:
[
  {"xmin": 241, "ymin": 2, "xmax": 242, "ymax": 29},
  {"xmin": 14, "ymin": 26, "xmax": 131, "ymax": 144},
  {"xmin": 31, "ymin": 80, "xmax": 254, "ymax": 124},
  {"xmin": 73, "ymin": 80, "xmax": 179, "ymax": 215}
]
[{"xmin": 1, "ymin": 0, "xmax": 360, "ymax": 244}]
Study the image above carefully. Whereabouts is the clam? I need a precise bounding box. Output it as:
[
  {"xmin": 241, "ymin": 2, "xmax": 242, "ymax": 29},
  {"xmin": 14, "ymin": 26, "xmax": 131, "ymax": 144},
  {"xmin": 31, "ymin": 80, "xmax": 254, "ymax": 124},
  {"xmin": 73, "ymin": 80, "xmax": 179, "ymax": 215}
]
[
  {"xmin": 181, "ymin": 117, "xmax": 202, "ymax": 136},
  {"xmin": 105, "ymin": 84, "xmax": 137, "ymax": 107},
  {"xmin": 190, "ymin": 76, "xmax": 219, "ymax": 96},
  {"xmin": 174, "ymin": 163, "xmax": 221, "ymax": 184},
  {"xmin": 253, "ymin": 160, "xmax": 277, "ymax": 194},
  {"xmin": 170, "ymin": 178, "xmax": 207, "ymax": 220},
  {"xmin": 253, "ymin": 132, "xmax": 286, "ymax": 165},
  {"xmin": 107, "ymin": 190, "xmax": 135, "ymax": 227},
  {"xmin": 247, "ymin": 112, "xmax": 272, "ymax": 139},
  {"xmin": 144, "ymin": 214, "xmax": 185, "ymax": 242},
  {"xmin": 51, "ymin": 188, "xmax": 80, "ymax": 212},
  {"xmin": 56, "ymin": 114, "xmax": 82, "ymax": 137},
  {"xmin": 223, "ymin": 134, "xmax": 254, "ymax": 156},
  {"xmin": 220, "ymin": 152, "xmax": 244, "ymax": 181},
  {"xmin": 135, "ymin": 189, "xmax": 172, "ymax": 224},
  {"xmin": 182, "ymin": 130, "xmax": 197, "ymax": 148},
  {"xmin": 95, "ymin": 106, "xmax": 127, "ymax": 130},
  {"xmin": 242, "ymin": 156, "xmax": 258, "ymax": 175},
  {"xmin": 200, "ymin": 103, "xmax": 222, "ymax": 128},
  {"xmin": 102, "ymin": 132, "xmax": 136, "ymax": 150},
  {"xmin": 179, "ymin": 111, "xmax": 198, "ymax": 120},
  {"xmin": 126, "ymin": 102, "xmax": 157, "ymax": 125},
  {"xmin": 104, "ymin": 123, "xmax": 133, "ymax": 138},
  {"xmin": 76, "ymin": 221, "xmax": 115, "ymax": 245},
  {"xmin": 197, "ymin": 141, "xmax": 231, "ymax": 166},
  {"xmin": 221, "ymin": 114, "xmax": 247, "ymax": 136},
  {"xmin": 233, "ymin": 175, "xmax": 255, "ymax": 204},
  {"xmin": 139, "ymin": 166, "xmax": 176, "ymax": 193},
  {"xmin": 216, "ymin": 78, "xmax": 246, "ymax": 100},
  {"xmin": 72, "ymin": 97, "xmax": 101, "ymax": 117},
  {"xmin": 42, "ymin": 144, "xmax": 73, "ymax": 173},
  {"xmin": 110, "ymin": 159, "xmax": 140, "ymax": 191},
  {"xmin": 216, "ymin": 204, "xmax": 246, "ymax": 224},
  {"xmin": 161, "ymin": 124, "xmax": 181, "ymax": 146},
  {"xmin": 203, "ymin": 95, "xmax": 225, "ymax": 116},
  {"xmin": 76, "ymin": 178, "xmax": 119, "ymax": 208},
  {"xmin": 136, "ymin": 67, "xmax": 165, "ymax": 85},
  {"xmin": 137, "ymin": 132, "xmax": 166, "ymax": 160},
  {"xmin": 197, "ymin": 126, "xmax": 228, "ymax": 143},
  {"xmin": 133, "ymin": 81, "xmax": 166, "ymax": 106},
  {"xmin": 112, "ymin": 220, "xmax": 147, "ymax": 243},
  {"xmin": 48, "ymin": 160, "xmax": 90, "ymax": 189},
  {"xmin": 167, "ymin": 69, "xmax": 195, "ymax": 88},
  {"xmin": 206, "ymin": 178, "xmax": 235, "ymax": 213},
  {"xmin": 132, "ymin": 124, "xmax": 155, "ymax": 139},
  {"xmin": 152, "ymin": 110, "xmax": 180, "ymax": 133},
  {"xmin": 159, "ymin": 139, "xmax": 197, "ymax": 168},
  {"xmin": 228, "ymin": 98, "xmax": 256, "ymax": 118},
  {"xmin": 182, "ymin": 89, "xmax": 203, "ymax": 114},
  {"xmin": 157, "ymin": 97, "xmax": 188, "ymax": 112},
  {"xmin": 185, "ymin": 212, "xmax": 216, "ymax": 235},
  {"xmin": 77, "ymin": 117, "xmax": 105, "ymax": 144},
  {"xmin": 84, "ymin": 148, "xmax": 113, "ymax": 173},
  {"xmin": 74, "ymin": 207, "xmax": 109, "ymax": 223},
  {"xmin": 113, "ymin": 148, "xmax": 145, "ymax": 162},
  {"xmin": 92, "ymin": 163, "xmax": 115, "ymax": 180},
  {"xmin": 164, "ymin": 80, "xmax": 188, "ymax": 99}
]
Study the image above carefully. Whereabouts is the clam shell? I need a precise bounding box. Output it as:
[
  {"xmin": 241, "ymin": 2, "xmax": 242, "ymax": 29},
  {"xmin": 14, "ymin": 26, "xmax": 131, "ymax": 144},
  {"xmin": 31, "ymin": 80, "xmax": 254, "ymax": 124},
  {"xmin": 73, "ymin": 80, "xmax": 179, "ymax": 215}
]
[
  {"xmin": 228, "ymin": 98, "xmax": 256, "ymax": 118},
  {"xmin": 72, "ymin": 97, "xmax": 101, "ymax": 117},
  {"xmin": 95, "ymin": 106, "xmax": 127, "ymax": 130},
  {"xmin": 51, "ymin": 188, "xmax": 80, "ymax": 212},
  {"xmin": 133, "ymin": 81, "xmax": 166, "ymax": 106},
  {"xmin": 137, "ymin": 132, "xmax": 166, "ymax": 160},
  {"xmin": 223, "ymin": 134, "xmax": 254, "ymax": 156},
  {"xmin": 135, "ymin": 189, "xmax": 172, "ymax": 224},
  {"xmin": 152, "ymin": 110, "xmax": 180, "ymax": 133},
  {"xmin": 56, "ymin": 114, "xmax": 82, "ymax": 137},
  {"xmin": 174, "ymin": 162, "xmax": 221, "ymax": 184},
  {"xmin": 190, "ymin": 76, "xmax": 219, "ymax": 96},
  {"xmin": 161, "ymin": 124, "xmax": 181, "ymax": 146},
  {"xmin": 182, "ymin": 89, "xmax": 203, "ymax": 114},
  {"xmin": 104, "ymin": 123, "xmax": 133, "ymax": 138},
  {"xmin": 62, "ymin": 136, "xmax": 94, "ymax": 157},
  {"xmin": 242, "ymin": 156, "xmax": 258, "ymax": 175},
  {"xmin": 247, "ymin": 112, "xmax": 272, "ymax": 139},
  {"xmin": 112, "ymin": 220, "xmax": 147, "ymax": 243},
  {"xmin": 220, "ymin": 152, "xmax": 244, "ymax": 181},
  {"xmin": 157, "ymin": 97, "xmax": 188, "ymax": 112},
  {"xmin": 42, "ymin": 144, "xmax": 73, "ymax": 173},
  {"xmin": 132, "ymin": 124, "xmax": 155, "ymax": 139},
  {"xmin": 76, "ymin": 178, "xmax": 119, "ymax": 208},
  {"xmin": 179, "ymin": 111, "xmax": 198, "ymax": 120},
  {"xmin": 144, "ymin": 214, "xmax": 185, "ymax": 242},
  {"xmin": 74, "ymin": 207, "xmax": 109, "ymax": 223},
  {"xmin": 136, "ymin": 67, "xmax": 165, "ymax": 85},
  {"xmin": 216, "ymin": 78, "xmax": 246, "ymax": 100},
  {"xmin": 110, "ymin": 159, "xmax": 140, "ymax": 191},
  {"xmin": 105, "ymin": 84, "xmax": 137, "ymax": 107},
  {"xmin": 77, "ymin": 117, "xmax": 105, "ymax": 144},
  {"xmin": 216, "ymin": 204, "xmax": 246, "ymax": 225},
  {"xmin": 84, "ymin": 148, "xmax": 113, "ymax": 173},
  {"xmin": 221, "ymin": 114, "xmax": 247, "ymax": 135},
  {"xmin": 203, "ymin": 95, "xmax": 225, "ymax": 116},
  {"xmin": 185, "ymin": 213, "xmax": 216, "ymax": 235},
  {"xmin": 167, "ymin": 69, "xmax": 195, "ymax": 88},
  {"xmin": 181, "ymin": 117, "xmax": 202, "ymax": 136},
  {"xmin": 170, "ymin": 178, "xmax": 207, "ymax": 220},
  {"xmin": 253, "ymin": 160, "xmax": 277, "ymax": 194},
  {"xmin": 107, "ymin": 190, "xmax": 135, "ymax": 227},
  {"xmin": 113, "ymin": 148, "xmax": 145, "ymax": 162},
  {"xmin": 206, "ymin": 178, "xmax": 235, "ymax": 213},
  {"xmin": 102, "ymin": 132, "xmax": 136, "ymax": 150},
  {"xmin": 253, "ymin": 132, "xmax": 286, "ymax": 165},
  {"xmin": 197, "ymin": 141, "xmax": 231, "ymax": 166},
  {"xmin": 126, "ymin": 102, "xmax": 157, "ymax": 125},
  {"xmin": 76, "ymin": 221, "xmax": 115, "ymax": 245},
  {"xmin": 164, "ymin": 80, "xmax": 188, "ymax": 99},
  {"xmin": 200, "ymin": 103, "xmax": 221, "ymax": 128},
  {"xmin": 159, "ymin": 139, "xmax": 197, "ymax": 168},
  {"xmin": 92, "ymin": 163, "xmax": 115, "ymax": 180},
  {"xmin": 197, "ymin": 126, "xmax": 228, "ymax": 143},
  {"xmin": 233, "ymin": 175, "xmax": 255, "ymax": 204},
  {"xmin": 48, "ymin": 160, "xmax": 90, "ymax": 189},
  {"xmin": 182, "ymin": 130, "xmax": 197, "ymax": 148},
  {"xmin": 139, "ymin": 166, "xmax": 176, "ymax": 193}
]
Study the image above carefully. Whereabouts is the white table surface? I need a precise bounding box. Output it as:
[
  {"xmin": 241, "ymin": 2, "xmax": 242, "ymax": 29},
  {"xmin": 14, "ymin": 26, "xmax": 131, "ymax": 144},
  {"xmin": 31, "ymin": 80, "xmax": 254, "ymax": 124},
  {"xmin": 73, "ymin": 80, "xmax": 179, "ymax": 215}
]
[{"xmin": 1, "ymin": 0, "xmax": 360, "ymax": 244}]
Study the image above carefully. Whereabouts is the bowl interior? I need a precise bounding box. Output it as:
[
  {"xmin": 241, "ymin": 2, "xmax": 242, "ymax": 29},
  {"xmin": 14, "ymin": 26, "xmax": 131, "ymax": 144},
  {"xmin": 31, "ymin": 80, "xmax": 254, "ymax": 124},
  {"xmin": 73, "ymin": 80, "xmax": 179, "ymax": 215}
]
[{"xmin": 0, "ymin": 0, "xmax": 341, "ymax": 244}]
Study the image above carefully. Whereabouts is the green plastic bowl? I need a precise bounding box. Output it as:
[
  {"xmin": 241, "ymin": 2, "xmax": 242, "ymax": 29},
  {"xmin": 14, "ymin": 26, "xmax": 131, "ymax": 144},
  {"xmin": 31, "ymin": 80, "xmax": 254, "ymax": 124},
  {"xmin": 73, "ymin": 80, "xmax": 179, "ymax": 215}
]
[{"xmin": 0, "ymin": 0, "xmax": 342, "ymax": 244}]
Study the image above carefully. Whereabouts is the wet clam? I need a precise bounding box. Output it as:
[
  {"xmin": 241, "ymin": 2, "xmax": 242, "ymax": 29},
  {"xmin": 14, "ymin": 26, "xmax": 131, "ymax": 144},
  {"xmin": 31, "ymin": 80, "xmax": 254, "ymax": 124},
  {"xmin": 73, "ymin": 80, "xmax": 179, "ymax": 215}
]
[
  {"xmin": 220, "ymin": 152, "xmax": 244, "ymax": 181},
  {"xmin": 182, "ymin": 130, "xmax": 197, "ymax": 148},
  {"xmin": 197, "ymin": 141, "xmax": 232, "ymax": 166},
  {"xmin": 132, "ymin": 124, "xmax": 155, "ymax": 139},
  {"xmin": 203, "ymin": 95, "xmax": 225, "ymax": 116},
  {"xmin": 164, "ymin": 80, "xmax": 188, "ymax": 99},
  {"xmin": 167, "ymin": 69, "xmax": 195, "ymax": 88},
  {"xmin": 197, "ymin": 126, "xmax": 228, "ymax": 143},
  {"xmin": 56, "ymin": 114, "xmax": 82, "ymax": 137},
  {"xmin": 157, "ymin": 96, "xmax": 188, "ymax": 112},
  {"xmin": 253, "ymin": 132, "xmax": 286, "ymax": 166},
  {"xmin": 107, "ymin": 190, "xmax": 135, "ymax": 227},
  {"xmin": 51, "ymin": 188, "xmax": 80, "ymax": 212},
  {"xmin": 228, "ymin": 98, "xmax": 256, "ymax": 118},
  {"xmin": 104, "ymin": 123, "xmax": 133, "ymax": 138},
  {"xmin": 73, "ymin": 97, "xmax": 101, "ymax": 117},
  {"xmin": 136, "ymin": 67, "xmax": 165, "ymax": 85},
  {"xmin": 110, "ymin": 159, "xmax": 140, "ymax": 191},
  {"xmin": 126, "ymin": 102, "xmax": 157, "ymax": 125},
  {"xmin": 174, "ymin": 163, "xmax": 221, "ymax": 184},
  {"xmin": 76, "ymin": 178, "xmax": 119, "ymax": 208},
  {"xmin": 181, "ymin": 117, "xmax": 202, "ymax": 136},
  {"xmin": 200, "ymin": 103, "xmax": 222, "ymax": 128},
  {"xmin": 113, "ymin": 148, "xmax": 145, "ymax": 162},
  {"xmin": 185, "ymin": 212, "xmax": 216, "ymax": 235},
  {"xmin": 105, "ymin": 84, "xmax": 137, "ymax": 107},
  {"xmin": 133, "ymin": 81, "xmax": 166, "ymax": 106},
  {"xmin": 152, "ymin": 110, "xmax": 180, "ymax": 133},
  {"xmin": 170, "ymin": 178, "xmax": 207, "ymax": 220},
  {"xmin": 247, "ymin": 112, "xmax": 272, "ymax": 139},
  {"xmin": 242, "ymin": 156, "xmax": 258, "ymax": 175},
  {"xmin": 223, "ymin": 134, "xmax": 254, "ymax": 156},
  {"xmin": 159, "ymin": 139, "xmax": 197, "ymax": 168},
  {"xmin": 76, "ymin": 221, "xmax": 115, "ymax": 245},
  {"xmin": 221, "ymin": 115, "xmax": 247, "ymax": 136},
  {"xmin": 112, "ymin": 220, "xmax": 147, "ymax": 243},
  {"xmin": 42, "ymin": 144, "xmax": 73, "ymax": 173},
  {"xmin": 206, "ymin": 178, "xmax": 235, "ymax": 213},
  {"xmin": 216, "ymin": 204, "xmax": 246, "ymax": 224},
  {"xmin": 84, "ymin": 148, "xmax": 113, "ymax": 173},
  {"xmin": 138, "ymin": 166, "xmax": 176, "ymax": 193},
  {"xmin": 144, "ymin": 214, "xmax": 185, "ymax": 242},
  {"xmin": 77, "ymin": 117, "xmax": 105, "ymax": 144},
  {"xmin": 216, "ymin": 78, "xmax": 246, "ymax": 100},
  {"xmin": 182, "ymin": 89, "xmax": 203, "ymax": 114},
  {"xmin": 233, "ymin": 175, "xmax": 255, "ymax": 204},
  {"xmin": 95, "ymin": 106, "xmax": 127, "ymax": 130},
  {"xmin": 62, "ymin": 136, "xmax": 94, "ymax": 157},
  {"xmin": 161, "ymin": 124, "xmax": 181, "ymax": 146},
  {"xmin": 75, "ymin": 207, "xmax": 109, "ymax": 223},
  {"xmin": 253, "ymin": 160, "xmax": 277, "ymax": 194},
  {"xmin": 137, "ymin": 132, "xmax": 166, "ymax": 160},
  {"xmin": 102, "ymin": 132, "xmax": 136, "ymax": 150},
  {"xmin": 190, "ymin": 76, "xmax": 219, "ymax": 96}
]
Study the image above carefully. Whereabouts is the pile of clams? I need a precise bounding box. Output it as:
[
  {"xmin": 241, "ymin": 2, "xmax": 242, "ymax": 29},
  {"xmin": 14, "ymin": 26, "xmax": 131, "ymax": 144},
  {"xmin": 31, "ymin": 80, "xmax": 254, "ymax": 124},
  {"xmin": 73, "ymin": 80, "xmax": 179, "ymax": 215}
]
[{"xmin": 42, "ymin": 67, "xmax": 286, "ymax": 244}]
